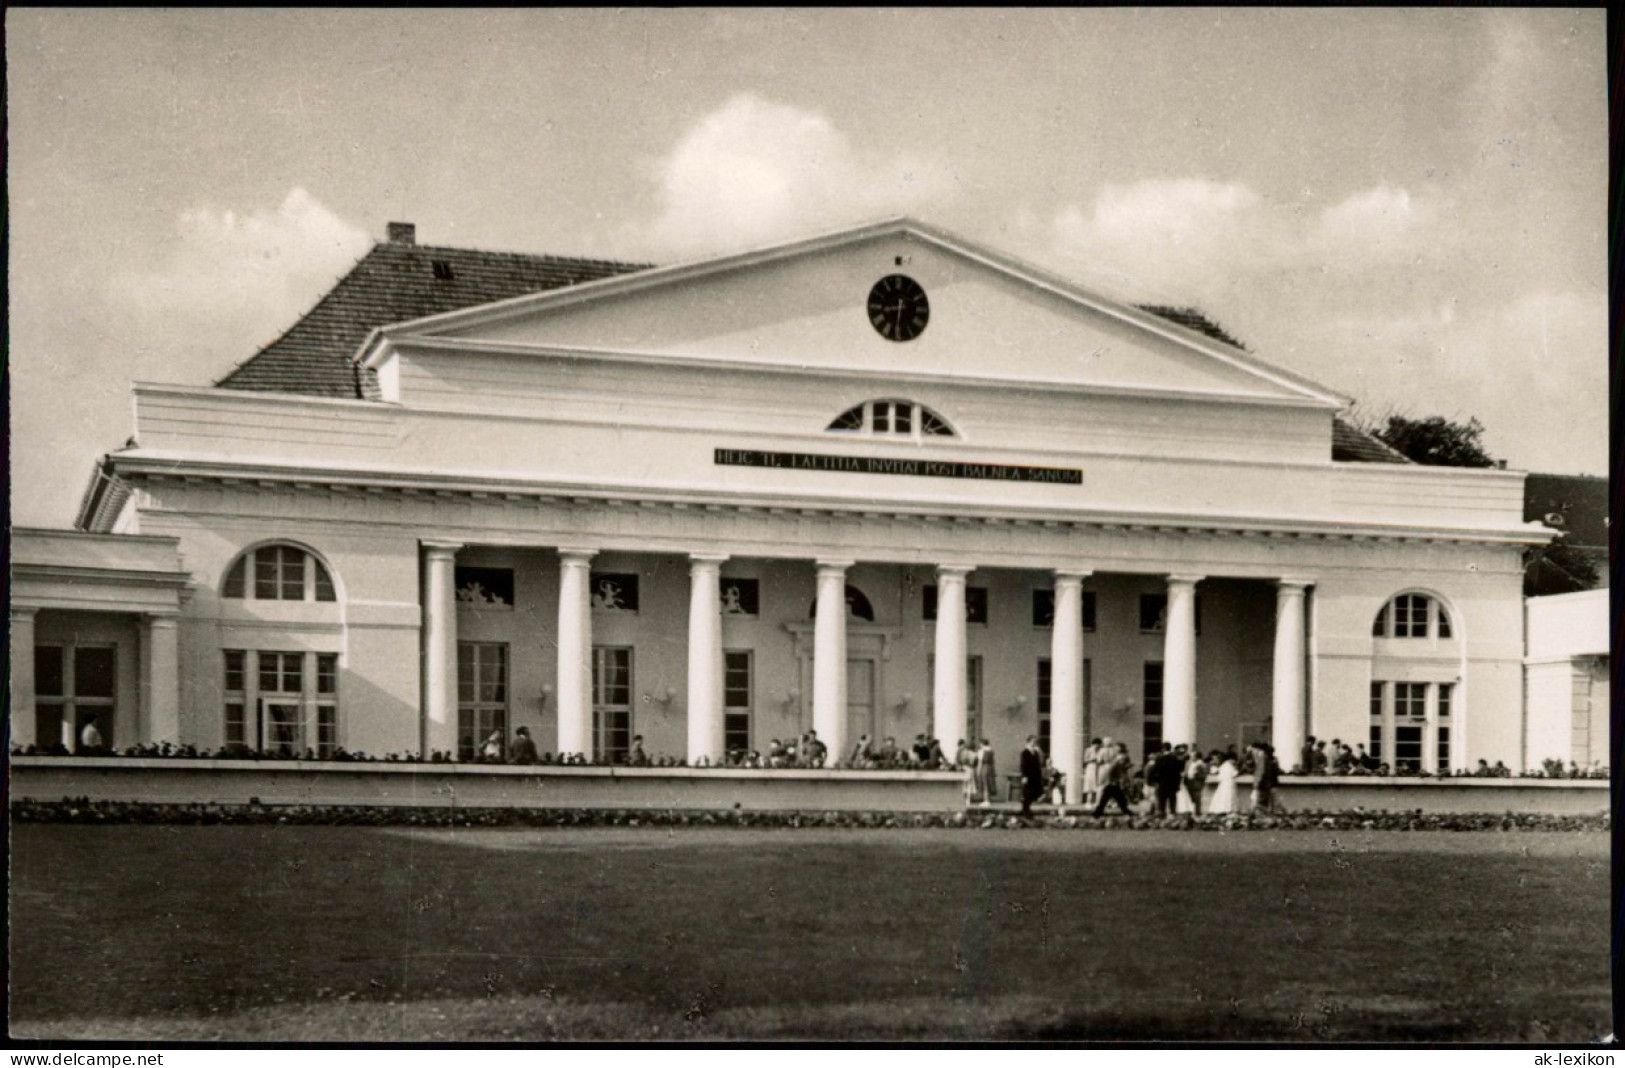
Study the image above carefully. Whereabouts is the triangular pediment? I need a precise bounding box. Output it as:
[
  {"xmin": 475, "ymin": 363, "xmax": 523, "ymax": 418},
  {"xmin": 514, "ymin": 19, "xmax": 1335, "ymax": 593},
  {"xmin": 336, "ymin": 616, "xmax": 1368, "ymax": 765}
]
[{"xmin": 369, "ymin": 219, "xmax": 1345, "ymax": 407}]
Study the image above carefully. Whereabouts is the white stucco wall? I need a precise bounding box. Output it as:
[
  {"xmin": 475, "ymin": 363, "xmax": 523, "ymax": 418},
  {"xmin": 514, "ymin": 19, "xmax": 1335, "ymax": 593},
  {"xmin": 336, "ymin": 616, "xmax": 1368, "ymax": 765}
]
[{"xmin": 1524, "ymin": 589, "xmax": 1610, "ymax": 769}]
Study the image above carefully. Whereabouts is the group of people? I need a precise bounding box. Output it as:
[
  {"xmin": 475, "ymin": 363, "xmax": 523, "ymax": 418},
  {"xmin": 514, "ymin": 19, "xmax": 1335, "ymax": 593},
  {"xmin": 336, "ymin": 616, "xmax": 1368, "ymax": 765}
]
[
  {"xmin": 1297, "ymin": 736, "xmax": 1381, "ymax": 775},
  {"xmin": 1080, "ymin": 738, "xmax": 1284, "ymax": 818}
]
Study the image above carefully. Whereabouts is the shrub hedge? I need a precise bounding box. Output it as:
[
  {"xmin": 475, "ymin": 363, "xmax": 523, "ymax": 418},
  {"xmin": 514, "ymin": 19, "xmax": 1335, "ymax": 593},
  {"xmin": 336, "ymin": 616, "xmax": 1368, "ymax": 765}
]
[{"xmin": 8, "ymin": 799, "xmax": 1607, "ymax": 832}]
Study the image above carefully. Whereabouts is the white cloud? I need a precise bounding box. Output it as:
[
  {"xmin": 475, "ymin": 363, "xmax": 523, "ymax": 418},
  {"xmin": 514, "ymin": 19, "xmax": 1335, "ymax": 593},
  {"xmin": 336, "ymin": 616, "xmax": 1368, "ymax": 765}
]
[
  {"xmin": 1302, "ymin": 289, "xmax": 1607, "ymax": 474},
  {"xmin": 640, "ymin": 93, "xmax": 955, "ymax": 258},
  {"xmin": 111, "ymin": 188, "xmax": 371, "ymax": 378},
  {"xmin": 1048, "ymin": 178, "xmax": 1442, "ymax": 307},
  {"xmin": 1311, "ymin": 185, "xmax": 1428, "ymax": 258},
  {"xmin": 1039, "ymin": 178, "xmax": 1603, "ymax": 474}
]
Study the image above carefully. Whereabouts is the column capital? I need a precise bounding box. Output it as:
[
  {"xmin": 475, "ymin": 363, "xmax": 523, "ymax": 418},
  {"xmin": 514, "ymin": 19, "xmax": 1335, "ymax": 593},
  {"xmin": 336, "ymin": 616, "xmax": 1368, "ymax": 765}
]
[
  {"xmin": 1276, "ymin": 577, "xmax": 1315, "ymax": 592},
  {"xmin": 557, "ymin": 547, "xmax": 598, "ymax": 565},
  {"xmin": 1166, "ymin": 574, "xmax": 1206, "ymax": 588},
  {"xmin": 934, "ymin": 563, "xmax": 975, "ymax": 580},
  {"xmin": 422, "ymin": 540, "xmax": 463, "ymax": 556},
  {"xmin": 11, "ymin": 605, "xmax": 39, "ymax": 622},
  {"xmin": 1052, "ymin": 569, "xmax": 1091, "ymax": 585},
  {"xmin": 143, "ymin": 612, "xmax": 181, "ymax": 629},
  {"xmin": 815, "ymin": 559, "xmax": 855, "ymax": 576},
  {"xmin": 688, "ymin": 553, "xmax": 729, "ymax": 569}
]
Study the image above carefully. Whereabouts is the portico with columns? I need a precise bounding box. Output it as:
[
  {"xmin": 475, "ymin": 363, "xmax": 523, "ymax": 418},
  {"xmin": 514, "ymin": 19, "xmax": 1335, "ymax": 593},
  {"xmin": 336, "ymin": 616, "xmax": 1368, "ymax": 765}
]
[
  {"xmin": 397, "ymin": 494, "xmax": 1377, "ymax": 784},
  {"xmin": 53, "ymin": 218, "xmax": 1543, "ymax": 778}
]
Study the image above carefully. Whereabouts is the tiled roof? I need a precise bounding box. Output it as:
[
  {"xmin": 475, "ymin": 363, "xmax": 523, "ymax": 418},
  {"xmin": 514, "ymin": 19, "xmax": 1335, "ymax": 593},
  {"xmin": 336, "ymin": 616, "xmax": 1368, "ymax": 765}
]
[
  {"xmin": 1524, "ymin": 473, "xmax": 1609, "ymax": 549},
  {"xmin": 1135, "ymin": 305, "xmax": 1410, "ymax": 465},
  {"xmin": 216, "ymin": 238, "xmax": 652, "ymax": 399},
  {"xmin": 1135, "ymin": 304, "xmax": 1250, "ymax": 351},
  {"xmin": 1329, "ymin": 418, "xmax": 1412, "ymax": 464}
]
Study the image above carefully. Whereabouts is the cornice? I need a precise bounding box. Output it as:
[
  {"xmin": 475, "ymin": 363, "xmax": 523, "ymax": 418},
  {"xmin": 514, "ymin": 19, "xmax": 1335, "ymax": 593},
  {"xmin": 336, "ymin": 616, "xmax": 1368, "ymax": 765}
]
[
  {"xmin": 106, "ymin": 455, "xmax": 1552, "ymax": 548},
  {"xmin": 12, "ymin": 563, "xmax": 192, "ymax": 589},
  {"xmin": 383, "ymin": 336, "xmax": 1339, "ymax": 412}
]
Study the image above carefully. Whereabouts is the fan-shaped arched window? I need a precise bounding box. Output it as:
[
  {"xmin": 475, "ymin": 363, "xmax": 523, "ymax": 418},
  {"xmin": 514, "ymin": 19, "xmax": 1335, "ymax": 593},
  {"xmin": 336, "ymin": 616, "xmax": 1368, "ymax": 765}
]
[
  {"xmin": 827, "ymin": 399, "xmax": 955, "ymax": 439},
  {"xmin": 223, "ymin": 544, "xmax": 337, "ymax": 602},
  {"xmin": 806, "ymin": 586, "xmax": 875, "ymax": 622},
  {"xmin": 1371, "ymin": 593, "xmax": 1451, "ymax": 639}
]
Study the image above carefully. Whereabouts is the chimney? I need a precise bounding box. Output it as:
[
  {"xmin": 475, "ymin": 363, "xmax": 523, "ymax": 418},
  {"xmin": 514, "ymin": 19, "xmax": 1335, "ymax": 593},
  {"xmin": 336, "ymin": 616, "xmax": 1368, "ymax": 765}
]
[{"xmin": 386, "ymin": 221, "xmax": 416, "ymax": 245}]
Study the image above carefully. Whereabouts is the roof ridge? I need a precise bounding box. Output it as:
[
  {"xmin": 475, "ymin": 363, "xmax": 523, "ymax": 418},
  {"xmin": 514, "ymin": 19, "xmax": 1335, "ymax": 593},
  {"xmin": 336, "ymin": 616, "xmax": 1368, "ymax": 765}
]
[
  {"xmin": 212, "ymin": 243, "xmax": 381, "ymax": 389},
  {"xmin": 385, "ymin": 241, "xmax": 654, "ymax": 270},
  {"xmin": 215, "ymin": 237, "xmax": 653, "ymax": 398}
]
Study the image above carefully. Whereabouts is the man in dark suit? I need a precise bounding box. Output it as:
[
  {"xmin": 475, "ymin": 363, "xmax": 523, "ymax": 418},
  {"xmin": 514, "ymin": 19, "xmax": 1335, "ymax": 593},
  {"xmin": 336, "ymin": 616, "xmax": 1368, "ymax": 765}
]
[
  {"xmin": 1019, "ymin": 735, "xmax": 1046, "ymax": 817},
  {"xmin": 1152, "ymin": 743, "xmax": 1185, "ymax": 817}
]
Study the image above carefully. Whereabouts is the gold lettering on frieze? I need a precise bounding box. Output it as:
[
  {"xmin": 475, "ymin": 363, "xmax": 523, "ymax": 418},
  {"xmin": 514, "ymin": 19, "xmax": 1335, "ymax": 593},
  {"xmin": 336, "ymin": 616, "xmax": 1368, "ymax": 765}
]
[{"xmin": 715, "ymin": 447, "xmax": 1080, "ymax": 485}]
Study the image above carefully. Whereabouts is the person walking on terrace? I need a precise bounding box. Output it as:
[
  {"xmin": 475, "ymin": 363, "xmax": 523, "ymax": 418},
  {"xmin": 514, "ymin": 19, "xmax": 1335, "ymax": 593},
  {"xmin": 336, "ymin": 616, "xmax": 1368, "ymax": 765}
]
[
  {"xmin": 1019, "ymin": 735, "xmax": 1045, "ymax": 817},
  {"xmin": 1092, "ymin": 740, "xmax": 1133, "ymax": 817},
  {"xmin": 1181, "ymin": 746, "xmax": 1208, "ymax": 814},
  {"xmin": 976, "ymin": 738, "xmax": 997, "ymax": 806}
]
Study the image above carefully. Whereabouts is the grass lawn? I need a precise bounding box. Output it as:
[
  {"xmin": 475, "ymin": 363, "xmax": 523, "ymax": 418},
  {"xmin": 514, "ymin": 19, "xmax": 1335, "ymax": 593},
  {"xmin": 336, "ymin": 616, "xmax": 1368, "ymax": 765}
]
[{"xmin": 9, "ymin": 824, "xmax": 1610, "ymax": 1042}]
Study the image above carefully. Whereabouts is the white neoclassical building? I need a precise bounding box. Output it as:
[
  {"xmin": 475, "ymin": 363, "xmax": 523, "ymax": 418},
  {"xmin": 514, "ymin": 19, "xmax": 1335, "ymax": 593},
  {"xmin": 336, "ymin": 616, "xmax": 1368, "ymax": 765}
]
[{"xmin": 13, "ymin": 219, "xmax": 1554, "ymax": 800}]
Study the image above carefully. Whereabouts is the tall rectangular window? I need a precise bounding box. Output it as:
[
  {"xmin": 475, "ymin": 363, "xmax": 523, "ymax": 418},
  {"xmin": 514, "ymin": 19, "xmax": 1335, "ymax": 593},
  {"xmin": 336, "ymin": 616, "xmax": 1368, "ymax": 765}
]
[
  {"xmin": 315, "ymin": 653, "xmax": 339, "ymax": 757},
  {"xmin": 221, "ymin": 650, "xmax": 340, "ymax": 756},
  {"xmin": 224, "ymin": 650, "xmax": 247, "ymax": 748},
  {"xmin": 258, "ymin": 651, "xmax": 304, "ymax": 697},
  {"xmin": 1368, "ymin": 681, "xmax": 1385, "ymax": 763},
  {"xmin": 1393, "ymin": 681, "xmax": 1426, "ymax": 771},
  {"xmin": 34, "ymin": 644, "xmax": 117, "ymax": 751},
  {"xmin": 255, "ymin": 651, "xmax": 304, "ymax": 755},
  {"xmin": 1036, "ymin": 658, "xmax": 1052, "ymax": 755},
  {"xmin": 1436, "ymin": 682, "xmax": 1452, "ymax": 772},
  {"xmin": 724, "ymin": 650, "xmax": 753, "ymax": 756},
  {"xmin": 457, "ymin": 643, "xmax": 508, "ymax": 761},
  {"xmin": 1142, "ymin": 662, "xmax": 1164, "ymax": 757},
  {"xmin": 1032, "ymin": 590, "xmax": 1097, "ymax": 631},
  {"xmin": 965, "ymin": 656, "xmax": 983, "ymax": 747},
  {"xmin": 927, "ymin": 655, "xmax": 984, "ymax": 746},
  {"xmin": 1139, "ymin": 595, "xmax": 1200, "ymax": 635},
  {"xmin": 592, "ymin": 646, "xmax": 633, "ymax": 764}
]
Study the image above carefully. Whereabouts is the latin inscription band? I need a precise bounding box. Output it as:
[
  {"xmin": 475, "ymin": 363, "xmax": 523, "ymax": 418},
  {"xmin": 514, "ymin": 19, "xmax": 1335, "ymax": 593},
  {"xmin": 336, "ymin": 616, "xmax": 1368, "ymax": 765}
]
[{"xmin": 714, "ymin": 448, "xmax": 1081, "ymax": 485}]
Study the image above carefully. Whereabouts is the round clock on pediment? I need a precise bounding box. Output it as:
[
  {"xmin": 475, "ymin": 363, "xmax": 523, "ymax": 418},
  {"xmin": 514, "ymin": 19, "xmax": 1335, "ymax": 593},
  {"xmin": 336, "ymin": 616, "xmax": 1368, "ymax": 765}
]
[{"xmin": 867, "ymin": 274, "xmax": 930, "ymax": 342}]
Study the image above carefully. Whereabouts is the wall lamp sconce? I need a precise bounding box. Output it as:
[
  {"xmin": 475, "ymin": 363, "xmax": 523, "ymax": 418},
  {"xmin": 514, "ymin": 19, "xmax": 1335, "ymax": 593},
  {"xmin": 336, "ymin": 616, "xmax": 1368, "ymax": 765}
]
[
  {"xmin": 643, "ymin": 686, "xmax": 678, "ymax": 708},
  {"xmin": 1007, "ymin": 695, "xmax": 1028, "ymax": 716},
  {"xmin": 539, "ymin": 684, "xmax": 553, "ymax": 709},
  {"xmin": 779, "ymin": 688, "xmax": 801, "ymax": 709},
  {"xmin": 895, "ymin": 693, "xmax": 913, "ymax": 711}
]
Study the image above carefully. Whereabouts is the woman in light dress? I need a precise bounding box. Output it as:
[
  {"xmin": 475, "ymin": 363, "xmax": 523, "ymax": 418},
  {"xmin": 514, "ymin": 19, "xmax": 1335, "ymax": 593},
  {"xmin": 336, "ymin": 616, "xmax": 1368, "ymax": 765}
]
[
  {"xmin": 1209, "ymin": 751, "xmax": 1240, "ymax": 814},
  {"xmin": 1081, "ymin": 737, "xmax": 1102, "ymax": 807},
  {"xmin": 976, "ymin": 739, "xmax": 997, "ymax": 807},
  {"xmin": 1174, "ymin": 748, "xmax": 1198, "ymax": 814}
]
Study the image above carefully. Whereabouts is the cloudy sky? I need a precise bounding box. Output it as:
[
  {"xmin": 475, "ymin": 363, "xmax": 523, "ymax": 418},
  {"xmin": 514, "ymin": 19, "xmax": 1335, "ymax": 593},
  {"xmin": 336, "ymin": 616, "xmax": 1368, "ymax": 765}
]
[{"xmin": 8, "ymin": 9, "xmax": 1608, "ymax": 528}]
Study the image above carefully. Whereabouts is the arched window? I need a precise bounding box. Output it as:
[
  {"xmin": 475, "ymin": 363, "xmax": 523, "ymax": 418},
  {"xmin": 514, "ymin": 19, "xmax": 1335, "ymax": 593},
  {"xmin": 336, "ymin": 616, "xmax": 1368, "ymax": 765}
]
[
  {"xmin": 827, "ymin": 399, "xmax": 955, "ymax": 439},
  {"xmin": 223, "ymin": 544, "xmax": 337, "ymax": 602},
  {"xmin": 1371, "ymin": 593, "xmax": 1451, "ymax": 639},
  {"xmin": 806, "ymin": 586, "xmax": 875, "ymax": 622}
]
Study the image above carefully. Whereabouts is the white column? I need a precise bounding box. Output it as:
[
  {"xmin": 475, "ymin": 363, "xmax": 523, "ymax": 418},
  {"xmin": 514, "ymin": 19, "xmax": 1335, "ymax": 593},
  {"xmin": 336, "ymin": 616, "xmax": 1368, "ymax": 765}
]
[
  {"xmin": 687, "ymin": 554, "xmax": 728, "ymax": 765},
  {"xmin": 1271, "ymin": 579, "xmax": 1310, "ymax": 765},
  {"xmin": 142, "ymin": 614, "xmax": 180, "ymax": 745},
  {"xmin": 556, "ymin": 548, "xmax": 597, "ymax": 760},
  {"xmin": 421, "ymin": 542, "xmax": 462, "ymax": 759},
  {"xmin": 931, "ymin": 565, "xmax": 972, "ymax": 753},
  {"xmin": 1163, "ymin": 575, "xmax": 1203, "ymax": 748},
  {"xmin": 10, "ymin": 607, "xmax": 37, "ymax": 749},
  {"xmin": 1051, "ymin": 571, "xmax": 1089, "ymax": 804},
  {"xmin": 811, "ymin": 560, "xmax": 852, "ymax": 768}
]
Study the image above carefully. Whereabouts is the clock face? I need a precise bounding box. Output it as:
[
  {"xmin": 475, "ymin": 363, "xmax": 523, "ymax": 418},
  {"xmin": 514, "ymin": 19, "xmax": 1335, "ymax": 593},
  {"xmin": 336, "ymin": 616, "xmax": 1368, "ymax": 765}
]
[{"xmin": 867, "ymin": 274, "xmax": 930, "ymax": 342}]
